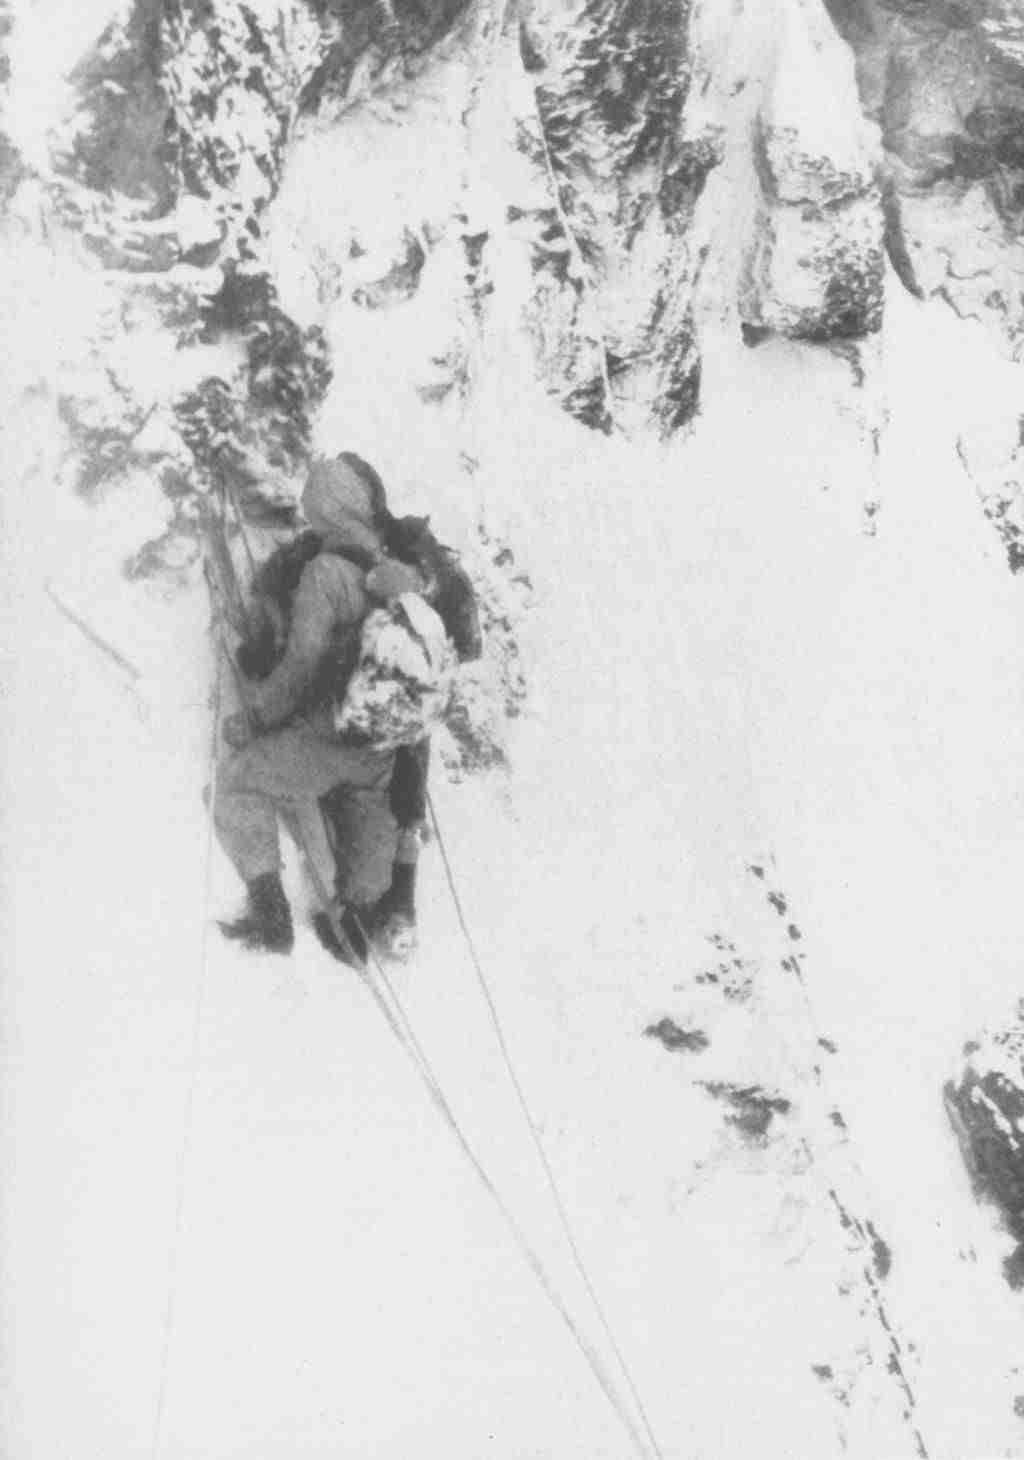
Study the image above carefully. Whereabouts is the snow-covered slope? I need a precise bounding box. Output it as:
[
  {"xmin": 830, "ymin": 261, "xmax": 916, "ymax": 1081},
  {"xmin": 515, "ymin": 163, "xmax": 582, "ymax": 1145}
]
[{"xmin": 3, "ymin": 1, "xmax": 1024, "ymax": 1458}]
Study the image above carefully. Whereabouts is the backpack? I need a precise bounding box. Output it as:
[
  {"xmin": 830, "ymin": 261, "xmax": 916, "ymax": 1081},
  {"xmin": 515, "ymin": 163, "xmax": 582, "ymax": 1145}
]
[
  {"xmin": 332, "ymin": 591, "xmax": 456, "ymax": 750},
  {"xmin": 384, "ymin": 515, "xmax": 483, "ymax": 663},
  {"xmin": 238, "ymin": 518, "xmax": 481, "ymax": 746}
]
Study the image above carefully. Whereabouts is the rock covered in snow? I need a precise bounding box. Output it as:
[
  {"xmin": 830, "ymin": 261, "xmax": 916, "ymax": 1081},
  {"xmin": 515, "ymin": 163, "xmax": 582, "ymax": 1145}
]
[
  {"xmin": 177, "ymin": 266, "xmax": 333, "ymax": 514},
  {"xmin": 62, "ymin": 0, "xmax": 171, "ymax": 210},
  {"xmin": 981, "ymin": 1, "xmax": 1024, "ymax": 69},
  {"xmin": 516, "ymin": 0, "xmax": 720, "ymax": 432},
  {"xmin": 0, "ymin": 1, "xmax": 26, "ymax": 205},
  {"xmin": 741, "ymin": 0, "xmax": 884, "ymax": 343},
  {"xmin": 956, "ymin": 412, "xmax": 1024, "ymax": 573},
  {"xmin": 8, "ymin": 0, "xmax": 1023, "ymax": 585},
  {"xmin": 827, "ymin": 0, "xmax": 1024, "ymax": 356},
  {"xmin": 945, "ymin": 1015, "xmax": 1024, "ymax": 1288},
  {"xmin": 158, "ymin": 0, "xmax": 333, "ymax": 265},
  {"xmin": 158, "ymin": 0, "xmax": 476, "ymax": 267}
]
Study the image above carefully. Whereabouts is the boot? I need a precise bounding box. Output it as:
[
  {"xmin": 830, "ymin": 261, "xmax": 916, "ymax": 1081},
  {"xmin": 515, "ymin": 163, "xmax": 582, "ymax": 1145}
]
[
  {"xmin": 312, "ymin": 904, "xmax": 370, "ymax": 969},
  {"xmin": 375, "ymin": 861, "xmax": 416, "ymax": 922},
  {"xmin": 370, "ymin": 861, "xmax": 417, "ymax": 961},
  {"xmin": 219, "ymin": 872, "xmax": 294, "ymax": 954}
]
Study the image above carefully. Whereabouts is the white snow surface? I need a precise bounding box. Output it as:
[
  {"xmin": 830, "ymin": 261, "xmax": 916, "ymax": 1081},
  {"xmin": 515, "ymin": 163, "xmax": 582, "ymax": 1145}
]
[{"xmin": 4, "ymin": 5, "xmax": 1024, "ymax": 1459}]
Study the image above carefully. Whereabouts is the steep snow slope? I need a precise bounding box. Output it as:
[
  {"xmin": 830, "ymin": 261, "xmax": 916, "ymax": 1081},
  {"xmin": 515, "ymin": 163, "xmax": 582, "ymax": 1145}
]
[
  {"xmin": 4, "ymin": 2, "xmax": 1024, "ymax": 1459},
  {"xmin": 5, "ymin": 275, "xmax": 1024, "ymax": 1460}
]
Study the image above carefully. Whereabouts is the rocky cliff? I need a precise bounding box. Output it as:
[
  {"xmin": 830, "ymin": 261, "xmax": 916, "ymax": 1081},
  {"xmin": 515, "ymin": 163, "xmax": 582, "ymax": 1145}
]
[
  {"xmin": 10, "ymin": 0, "xmax": 1023, "ymax": 483},
  {"xmin": 822, "ymin": 0, "xmax": 1024, "ymax": 577},
  {"xmin": 826, "ymin": 0, "xmax": 1024, "ymax": 348}
]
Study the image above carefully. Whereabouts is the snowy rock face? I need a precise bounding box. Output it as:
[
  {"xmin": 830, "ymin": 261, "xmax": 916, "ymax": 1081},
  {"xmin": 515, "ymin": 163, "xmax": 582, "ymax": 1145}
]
[
  {"xmin": 516, "ymin": 0, "xmax": 719, "ymax": 431},
  {"xmin": 159, "ymin": 0, "xmax": 328, "ymax": 260},
  {"xmin": 0, "ymin": 3, "xmax": 27, "ymax": 203},
  {"xmin": 741, "ymin": 0, "xmax": 885, "ymax": 342},
  {"xmin": 53, "ymin": 0, "xmax": 723, "ymax": 446},
  {"xmin": 826, "ymin": 0, "xmax": 1024, "ymax": 356},
  {"xmin": 5, "ymin": 1, "xmax": 1024, "ymax": 564},
  {"xmin": 7, "ymin": 0, "xmax": 1023, "ymax": 499},
  {"xmin": 956, "ymin": 409, "xmax": 1024, "ymax": 572},
  {"xmin": 26, "ymin": 0, "xmax": 478, "ymax": 570},
  {"xmin": 946, "ymin": 1020, "xmax": 1024, "ymax": 1289}
]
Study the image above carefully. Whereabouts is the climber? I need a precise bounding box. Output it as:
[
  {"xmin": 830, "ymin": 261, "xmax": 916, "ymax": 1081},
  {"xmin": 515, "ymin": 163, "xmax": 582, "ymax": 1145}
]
[{"xmin": 215, "ymin": 451, "xmax": 424, "ymax": 960}]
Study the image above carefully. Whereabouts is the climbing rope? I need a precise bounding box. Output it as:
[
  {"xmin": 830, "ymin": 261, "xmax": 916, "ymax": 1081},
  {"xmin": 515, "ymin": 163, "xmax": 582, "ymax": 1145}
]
[
  {"xmin": 348, "ymin": 910, "xmax": 659, "ymax": 1460},
  {"xmin": 150, "ymin": 643, "xmax": 224, "ymax": 1460},
  {"xmin": 200, "ymin": 505, "xmax": 662, "ymax": 1457},
  {"xmin": 426, "ymin": 791, "xmax": 667, "ymax": 1460}
]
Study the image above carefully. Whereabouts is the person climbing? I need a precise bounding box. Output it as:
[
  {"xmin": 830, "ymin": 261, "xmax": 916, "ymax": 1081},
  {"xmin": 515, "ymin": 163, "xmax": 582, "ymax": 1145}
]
[{"xmin": 214, "ymin": 452, "xmax": 423, "ymax": 960}]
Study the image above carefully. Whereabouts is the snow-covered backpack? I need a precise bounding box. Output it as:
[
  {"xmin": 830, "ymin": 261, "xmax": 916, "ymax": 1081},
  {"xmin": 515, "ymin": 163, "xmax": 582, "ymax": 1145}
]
[
  {"xmin": 332, "ymin": 591, "xmax": 457, "ymax": 750},
  {"xmin": 384, "ymin": 514, "xmax": 482, "ymax": 664}
]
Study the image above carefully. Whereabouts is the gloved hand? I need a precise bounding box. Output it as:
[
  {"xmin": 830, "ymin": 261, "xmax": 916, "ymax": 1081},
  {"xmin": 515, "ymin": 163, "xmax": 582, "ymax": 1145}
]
[{"xmin": 222, "ymin": 711, "xmax": 254, "ymax": 749}]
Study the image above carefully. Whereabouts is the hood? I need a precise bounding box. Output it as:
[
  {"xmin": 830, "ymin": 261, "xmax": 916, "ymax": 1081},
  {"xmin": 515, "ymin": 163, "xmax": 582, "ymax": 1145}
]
[{"xmin": 301, "ymin": 457, "xmax": 381, "ymax": 556}]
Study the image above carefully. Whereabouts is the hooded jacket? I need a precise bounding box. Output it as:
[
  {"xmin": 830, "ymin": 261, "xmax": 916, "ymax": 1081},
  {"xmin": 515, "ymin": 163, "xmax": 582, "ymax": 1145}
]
[{"xmin": 243, "ymin": 458, "xmax": 422, "ymax": 732}]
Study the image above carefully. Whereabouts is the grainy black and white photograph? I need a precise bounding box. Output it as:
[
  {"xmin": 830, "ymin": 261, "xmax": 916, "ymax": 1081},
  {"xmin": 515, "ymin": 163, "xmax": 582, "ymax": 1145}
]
[{"xmin": 2, "ymin": 0, "xmax": 1024, "ymax": 1455}]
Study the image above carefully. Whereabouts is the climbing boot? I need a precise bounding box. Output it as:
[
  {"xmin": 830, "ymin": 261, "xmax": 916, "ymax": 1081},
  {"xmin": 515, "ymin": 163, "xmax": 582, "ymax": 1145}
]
[
  {"xmin": 370, "ymin": 862, "xmax": 418, "ymax": 962},
  {"xmin": 219, "ymin": 872, "xmax": 294, "ymax": 954},
  {"xmin": 312, "ymin": 903, "xmax": 370, "ymax": 969}
]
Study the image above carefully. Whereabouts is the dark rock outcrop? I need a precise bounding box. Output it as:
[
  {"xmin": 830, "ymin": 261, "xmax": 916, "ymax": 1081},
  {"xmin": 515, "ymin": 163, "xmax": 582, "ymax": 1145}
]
[
  {"xmin": 158, "ymin": 0, "xmax": 336, "ymax": 260},
  {"xmin": 945, "ymin": 1019, "xmax": 1024, "ymax": 1287},
  {"xmin": 956, "ymin": 421, "xmax": 1024, "ymax": 573},
  {"xmin": 740, "ymin": 0, "xmax": 885, "ymax": 344},
  {"xmin": 64, "ymin": 0, "xmax": 172, "ymax": 209},
  {"xmin": 0, "ymin": 2, "xmax": 26, "ymax": 205},
  {"xmin": 825, "ymin": 0, "xmax": 1024, "ymax": 354},
  {"xmin": 13, "ymin": 0, "xmax": 1023, "ymax": 562},
  {"xmin": 645, "ymin": 1016, "xmax": 710, "ymax": 1053},
  {"xmin": 514, "ymin": 0, "xmax": 719, "ymax": 433},
  {"xmin": 38, "ymin": 0, "xmax": 476, "ymax": 559}
]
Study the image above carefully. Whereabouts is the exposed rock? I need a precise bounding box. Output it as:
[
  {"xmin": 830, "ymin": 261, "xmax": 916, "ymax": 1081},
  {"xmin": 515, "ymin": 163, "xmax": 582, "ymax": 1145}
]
[
  {"xmin": 48, "ymin": 0, "xmax": 475, "ymax": 287},
  {"xmin": 741, "ymin": 0, "xmax": 885, "ymax": 343},
  {"xmin": 826, "ymin": 0, "xmax": 1024, "ymax": 356},
  {"xmin": 159, "ymin": 0, "xmax": 475, "ymax": 270},
  {"xmin": 701, "ymin": 1080, "xmax": 793, "ymax": 1140},
  {"xmin": 645, "ymin": 1017, "xmax": 710, "ymax": 1054},
  {"xmin": 351, "ymin": 229, "xmax": 427, "ymax": 309},
  {"xmin": 307, "ymin": 0, "xmax": 475, "ymax": 115},
  {"xmin": 123, "ymin": 503, "xmax": 204, "ymax": 583},
  {"xmin": 0, "ymin": 1, "xmax": 25, "ymax": 206},
  {"xmin": 956, "ymin": 418, "xmax": 1024, "ymax": 573},
  {"xmin": 172, "ymin": 290, "xmax": 331, "ymax": 529},
  {"xmin": 694, "ymin": 935, "xmax": 755, "ymax": 1003},
  {"xmin": 159, "ymin": 0, "xmax": 331, "ymax": 261},
  {"xmin": 63, "ymin": 0, "xmax": 172, "ymax": 210},
  {"xmin": 22, "ymin": 0, "xmax": 1024, "ymax": 584},
  {"xmin": 945, "ymin": 1015, "xmax": 1024, "ymax": 1288},
  {"xmin": 514, "ymin": 0, "xmax": 720, "ymax": 433}
]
